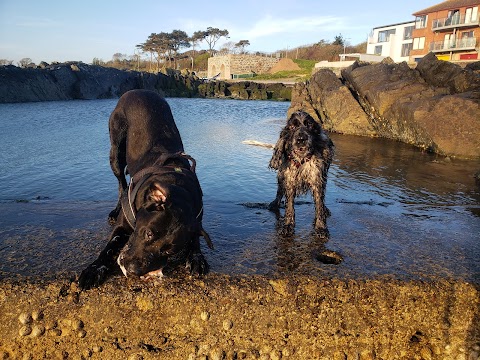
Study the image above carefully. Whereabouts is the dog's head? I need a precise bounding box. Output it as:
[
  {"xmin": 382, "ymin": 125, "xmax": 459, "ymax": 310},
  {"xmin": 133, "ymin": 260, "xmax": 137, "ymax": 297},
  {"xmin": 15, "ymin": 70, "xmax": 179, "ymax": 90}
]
[
  {"xmin": 117, "ymin": 181, "xmax": 198, "ymax": 279},
  {"xmin": 270, "ymin": 111, "xmax": 330, "ymax": 169}
]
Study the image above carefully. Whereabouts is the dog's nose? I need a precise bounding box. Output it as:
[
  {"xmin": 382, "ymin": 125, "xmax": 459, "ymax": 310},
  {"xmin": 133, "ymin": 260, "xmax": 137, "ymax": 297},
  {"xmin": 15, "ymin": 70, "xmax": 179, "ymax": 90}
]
[
  {"xmin": 296, "ymin": 133, "xmax": 308, "ymax": 146},
  {"xmin": 125, "ymin": 261, "xmax": 144, "ymax": 277}
]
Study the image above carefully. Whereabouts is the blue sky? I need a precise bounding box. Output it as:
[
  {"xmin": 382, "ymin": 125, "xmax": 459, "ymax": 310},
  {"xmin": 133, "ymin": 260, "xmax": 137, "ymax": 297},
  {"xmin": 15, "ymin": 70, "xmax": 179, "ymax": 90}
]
[{"xmin": 0, "ymin": 0, "xmax": 436, "ymax": 64}]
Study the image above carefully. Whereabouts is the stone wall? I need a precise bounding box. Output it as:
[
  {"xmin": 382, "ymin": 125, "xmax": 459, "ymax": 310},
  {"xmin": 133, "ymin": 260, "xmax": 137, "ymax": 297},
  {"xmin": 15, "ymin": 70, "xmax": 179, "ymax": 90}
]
[{"xmin": 208, "ymin": 54, "xmax": 280, "ymax": 79}]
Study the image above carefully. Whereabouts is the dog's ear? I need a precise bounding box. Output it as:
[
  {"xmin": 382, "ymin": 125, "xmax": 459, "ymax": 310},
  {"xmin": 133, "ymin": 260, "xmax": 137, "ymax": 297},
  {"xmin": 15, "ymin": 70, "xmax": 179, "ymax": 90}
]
[
  {"xmin": 269, "ymin": 133, "xmax": 287, "ymax": 170},
  {"xmin": 148, "ymin": 182, "xmax": 167, "ymax": 204}
]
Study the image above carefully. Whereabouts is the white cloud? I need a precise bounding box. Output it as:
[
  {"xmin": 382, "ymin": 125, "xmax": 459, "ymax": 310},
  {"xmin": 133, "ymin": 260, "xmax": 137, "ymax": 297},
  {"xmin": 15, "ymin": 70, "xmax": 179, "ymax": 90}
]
[
  {"xmin": 14, "ymin": 16, "xmax": 61, "ymax": 28},
  {"xmin": 238, "ymin": 15, "xmax": 346, "ymax": 40}
]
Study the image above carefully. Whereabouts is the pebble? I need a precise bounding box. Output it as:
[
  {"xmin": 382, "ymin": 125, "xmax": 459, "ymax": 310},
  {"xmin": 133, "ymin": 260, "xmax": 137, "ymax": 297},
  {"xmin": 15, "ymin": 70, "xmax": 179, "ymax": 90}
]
[
  {"xmin": 200, "ymin": 310, "xmax": 210, "ymax": 321},
  {"xmin": 18, "ymin": 313, "xmax": 32, "ymax": 325},
  {"xmin": 128, "ymin": 355, "xmax": 143, "ymax": 360},
  {"xmin": 50, "ymin": 328, "xmax": 62, "ymax": 336},
  {"xmin": 45, "ymin": 320, "xmax": 57, "ymax": 330},
  {"xmin": 77, "ymin": 330, "xmax": 87, "ymax": 338},
  {"xmin": 72, "ymin": 319, "xmax": 84, "ymax": 331},
  {"xmin": 31, "ymin": 310, "xmax": 43, "ymax": 321},
  {"xmin": 92, "ymin": 346, "xmax": 103, "ymax": 353},
  {"xmin": 30, "ymin": 325, "xmax": 45, "ymax": 338},
  {"xmin": 19, "ymin": 325, "xmax": 32, "ymax": 337},
  {"xmin": 222, "ymin": 319, "xmax": 233, "ymax": 330},
  {"xmin": 210, "ymin": 348, "xmax": 225, "ymax": 360}
]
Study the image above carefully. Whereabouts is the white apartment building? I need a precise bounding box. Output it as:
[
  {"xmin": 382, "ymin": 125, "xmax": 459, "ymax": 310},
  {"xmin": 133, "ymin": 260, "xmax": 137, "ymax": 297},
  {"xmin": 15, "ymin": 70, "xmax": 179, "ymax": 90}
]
[{"xmin": 367, "ymin": 21, "xmax": 415, "ymax": 62}]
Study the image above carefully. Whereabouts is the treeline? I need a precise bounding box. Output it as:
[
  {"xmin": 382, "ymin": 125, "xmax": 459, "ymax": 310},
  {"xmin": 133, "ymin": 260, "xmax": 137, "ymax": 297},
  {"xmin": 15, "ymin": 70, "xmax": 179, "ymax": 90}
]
[{"xmin": 1, "ymin": 30, "xmax": 366, "ymax": 74}]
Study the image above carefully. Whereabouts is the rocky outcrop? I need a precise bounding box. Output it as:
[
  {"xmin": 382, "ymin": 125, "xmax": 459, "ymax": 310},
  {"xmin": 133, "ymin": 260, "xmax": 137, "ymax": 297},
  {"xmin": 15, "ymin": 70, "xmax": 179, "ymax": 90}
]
[
  {"xmin": 0, "ymin": 63, "xmax": 203, "ymax": 103},
  {"xmin": 289, "ymin": 69, "xmax": 376, "ymax": 136},
  {"xmin": 198, "ymin": 80, "xmax": 291, "ymax": 101},
  {"xmin": 291, "ymin": 54, "xmax": 480, "ymax": 159},
  {"xmin": 0, "ymin": 63, "xmax": 291, "ymax": 103}
]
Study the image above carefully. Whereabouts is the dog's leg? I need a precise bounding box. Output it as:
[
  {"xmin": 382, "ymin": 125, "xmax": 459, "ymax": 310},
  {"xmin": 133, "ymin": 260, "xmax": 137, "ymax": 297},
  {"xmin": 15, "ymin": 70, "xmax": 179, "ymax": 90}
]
[
  {"xmin": 185, "ymin": 236, "xmax": 210, "ymax": 276},
  {"xmin": 312, "ymin": 172, "xmax": 329, "ymax": 237},
  {"xmin": 108, "ymin": 114, "xmax": 128, "ymax": 224},
  {"xmin": 78, "ymin": 226, "xmax": 129, "ymax": 290},
  {"xmin": 282, "ymin": 186, "xmax": 296, "ymax": 236},
  {"xmin": 269, "ymin": 173, "xmax": 285, "ymax": 211}
]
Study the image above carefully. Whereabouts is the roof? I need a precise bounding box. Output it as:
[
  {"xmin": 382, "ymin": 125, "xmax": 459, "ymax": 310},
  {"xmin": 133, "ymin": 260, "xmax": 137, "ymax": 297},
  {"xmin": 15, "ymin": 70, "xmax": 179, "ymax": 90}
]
[
  {"xmin": 372, "ymin": 21, "xmax": 415, "ymax": 30},
  {"xmin": 413, "ymin": 0, "xmax": 480, "ymax": 15}
]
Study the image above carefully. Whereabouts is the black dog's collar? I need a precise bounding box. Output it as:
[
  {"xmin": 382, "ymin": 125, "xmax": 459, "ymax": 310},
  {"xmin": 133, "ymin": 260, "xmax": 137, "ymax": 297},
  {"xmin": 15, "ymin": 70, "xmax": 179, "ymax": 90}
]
[{"xmin": 121, "ymin": 152, "xmax": 197, "ymax": 229}]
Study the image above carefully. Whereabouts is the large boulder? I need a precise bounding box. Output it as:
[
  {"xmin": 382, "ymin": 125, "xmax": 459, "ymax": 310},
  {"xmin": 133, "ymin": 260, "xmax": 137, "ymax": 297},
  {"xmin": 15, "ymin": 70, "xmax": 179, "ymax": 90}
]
[
  {"xmin": 290, "ymin": 55, "xmax": 480, "ymax": 159},
  {"xmin": 416, "ymin": 52, "xmax": 480, "ymax": 94},
  {"xmin": 340, "ymin": 58, "xmax": 479, "ymax": 158},
  {"xmin": 290, "ymin": 69, "xmax": 376, "ymax": 136}
]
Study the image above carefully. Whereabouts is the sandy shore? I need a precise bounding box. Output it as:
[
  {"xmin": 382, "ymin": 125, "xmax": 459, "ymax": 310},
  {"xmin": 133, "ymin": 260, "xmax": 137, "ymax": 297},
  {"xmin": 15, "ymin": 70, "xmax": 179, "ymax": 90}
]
[{"xmin": 0, "ymin": 273, "xmax": 479, "ymax": 359}]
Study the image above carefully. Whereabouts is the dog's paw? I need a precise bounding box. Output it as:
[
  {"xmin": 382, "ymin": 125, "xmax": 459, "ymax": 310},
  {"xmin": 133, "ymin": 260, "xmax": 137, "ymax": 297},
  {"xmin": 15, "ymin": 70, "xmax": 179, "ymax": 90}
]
[
  {"xmin": 313, "ymin": 227, "xmax": 330, "ymax": 239},
  {"xmin": 78, "ymin": 264, "xmax": 109, "ymax": 290},
  {"xmin": 280, "ymin": 223, "xmax": 295, "ymax": 237},
  {"xmin": 268, "ymin": 201, "xmax": 281, "ymax": 212},
  {"xmin": 108, "ymin": 207, "xmax": 121, "ymax": 225},
  {"xmin": 325, "ymin": 206, "xmax": 331, "ymax": 217},
  {"xmin": 186, "ymin": 253, "xmax": 210, "ymax": 276}
]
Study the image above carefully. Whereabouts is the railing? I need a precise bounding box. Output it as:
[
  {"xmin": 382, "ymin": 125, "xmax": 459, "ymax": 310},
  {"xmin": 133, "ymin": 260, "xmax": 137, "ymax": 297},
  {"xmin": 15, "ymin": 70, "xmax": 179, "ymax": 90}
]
[
  {"xmin": 432, "ymin": 14, "xmax": 479, "ymax": 30},
  {"xmin": 429, "ymin": 37, "xmax": 477, "ymax": 52}
]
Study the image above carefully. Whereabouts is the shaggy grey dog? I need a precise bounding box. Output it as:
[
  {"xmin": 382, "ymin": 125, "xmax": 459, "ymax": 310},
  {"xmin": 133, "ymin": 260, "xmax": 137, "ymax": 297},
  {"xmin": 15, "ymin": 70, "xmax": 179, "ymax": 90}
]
[{"xmin": 269, "ymin": 111, "xmax": 334, "ymax": 236}]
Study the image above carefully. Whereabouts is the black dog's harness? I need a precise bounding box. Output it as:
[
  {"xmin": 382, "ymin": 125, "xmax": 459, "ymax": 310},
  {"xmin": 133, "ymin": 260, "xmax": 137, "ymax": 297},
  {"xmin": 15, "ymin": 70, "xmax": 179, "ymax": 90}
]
[{"xmin": 121, "ymin": 152, "xmax": 201, "ymax": 229}]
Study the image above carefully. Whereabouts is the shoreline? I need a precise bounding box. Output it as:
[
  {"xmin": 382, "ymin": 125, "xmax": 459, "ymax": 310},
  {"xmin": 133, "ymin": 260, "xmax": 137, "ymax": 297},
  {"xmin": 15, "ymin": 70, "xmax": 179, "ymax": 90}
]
[{"xmin": 0, "ymin": 274, "xmax": 478, "ymax": 359}]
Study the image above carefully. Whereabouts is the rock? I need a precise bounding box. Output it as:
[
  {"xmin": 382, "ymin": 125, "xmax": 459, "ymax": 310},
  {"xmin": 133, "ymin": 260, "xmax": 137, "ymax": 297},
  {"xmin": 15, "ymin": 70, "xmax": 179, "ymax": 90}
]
[
  {"xmin": 342, "ymin": 58, "xmax": 479, "ymax": 158},
  {"xmin": 291, "ymin": 56, "xmax": 479, "ymax": 159},
  {"xmin": 0, "ymin": 63, "xmax": 204, "ymax": 103},
  {"xmin": 416, "ymin": 52, "xmax": 480, "ymax": 94},
  {"xmin": 198, "ymin": 80, "xmax": 291, "ymax": 101},
  {"xmin": 290, "ymin": 69, "xmax": 376, "ymax": 136}
]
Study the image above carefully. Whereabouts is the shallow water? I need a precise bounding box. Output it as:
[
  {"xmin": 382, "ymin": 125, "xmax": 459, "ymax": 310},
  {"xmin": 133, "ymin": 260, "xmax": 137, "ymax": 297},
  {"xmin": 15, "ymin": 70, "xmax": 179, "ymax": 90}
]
[{"xmin": 0, "ymin": 98, "xmax": 479, "ymax": 282}]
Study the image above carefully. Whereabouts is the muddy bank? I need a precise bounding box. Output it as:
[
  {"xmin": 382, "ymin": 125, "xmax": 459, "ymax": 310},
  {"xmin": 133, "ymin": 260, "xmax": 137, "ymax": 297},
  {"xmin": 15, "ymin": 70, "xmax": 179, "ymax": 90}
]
[{"xmin": 0, "ymin": 274, "xmax": 479, "ymax": 360}]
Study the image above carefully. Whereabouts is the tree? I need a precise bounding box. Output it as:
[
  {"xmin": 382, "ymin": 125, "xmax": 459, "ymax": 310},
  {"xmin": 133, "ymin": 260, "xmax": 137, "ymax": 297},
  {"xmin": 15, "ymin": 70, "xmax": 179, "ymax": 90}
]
[
  {"xmin": 333, "ymin": 34, "xmax": 345, "ymax": 46},
  {"xmin": 235, "ymin": 40, "xmax": 250, "ymax": 54},
  {"xmin": 189, "ymin": 30, "xmax": 207, "ymax": 70},
  {"xmin": 137, "ymin": 32, "xmax": 171, "ymax": 72},
  {"xmin": 170, "ymin": 29, "xmax": 191, "ymax": 68},
  {"xmin": 204, "ymin": 27, "xmax": 229, "ymax": 54},
  {"xmin": 18, "ymin": 58, "xmax": 33, "ymax": 68},
  {"xmin": 219, "ymin": 41, "xmax": 236, "ymax": 54},
  {"xmin": 112, "ymin": 53, "xmax": 127, "ymax": 63},
  {"xmin": 0, "ymin": 59, "xmax": 13, "ymax": 66},
  {"xmin": 190, "ymin": 30, "xmax": 206, "ymax": 56}
]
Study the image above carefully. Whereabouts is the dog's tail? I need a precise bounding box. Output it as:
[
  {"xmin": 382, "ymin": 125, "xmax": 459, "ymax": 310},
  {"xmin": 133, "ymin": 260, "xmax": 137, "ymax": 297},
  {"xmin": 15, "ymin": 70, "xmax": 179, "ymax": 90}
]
[{"xmin": 242, "ymin": 140, "xmax": 275, "ymax": 149}]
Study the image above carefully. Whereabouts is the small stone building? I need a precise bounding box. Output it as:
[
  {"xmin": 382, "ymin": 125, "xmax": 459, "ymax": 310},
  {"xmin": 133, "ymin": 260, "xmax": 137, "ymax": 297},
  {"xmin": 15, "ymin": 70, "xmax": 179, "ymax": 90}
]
[{"xmin": 207, "ymin": 54, "xmax": 280, "ymax": 80}]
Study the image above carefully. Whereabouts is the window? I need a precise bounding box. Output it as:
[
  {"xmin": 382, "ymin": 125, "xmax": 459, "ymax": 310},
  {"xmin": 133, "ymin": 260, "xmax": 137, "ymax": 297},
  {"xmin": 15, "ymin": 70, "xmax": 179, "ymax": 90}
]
[
  {"xmin": 374, "ymin": 45, "xmax": 382, "ymax": 55},
  {"xmin": 403, "ymin": 26, "xmax": 414, "ymax": 40},
  {"xmin": 446, "ymin": 10, "xmax": 460, "ymax": 26},
  {"xmin": 460, "ymin": 30, "xmax": 475, "ymax": 48},
  {"xmin": 401, "ymin": 43, "xmax": 413, "ymax": 57},
  {"xmin": 378, "ymin": 29, "xmax": 396, "ymax": 42},
  {"xmin": 444, "ymin": 34, "xmax": 454, "ymax": 49},
  {"xmin": 413, "ymin": 37, "xmax": 425, "ymax": 50},
  {"xmin": 415, "ymin": 15, "xmax": 427, "ymax": 29},
  {"xmin": 465, "ymin": 7, "xmax": 478, "ymax": 23}
]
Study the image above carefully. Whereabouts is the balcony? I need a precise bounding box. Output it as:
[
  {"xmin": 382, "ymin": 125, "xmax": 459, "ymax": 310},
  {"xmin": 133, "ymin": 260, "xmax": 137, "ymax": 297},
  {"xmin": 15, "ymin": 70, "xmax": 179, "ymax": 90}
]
[
  {"xmin": 430, "ymin": 37, "xmax": 477, "ymax": 52},
  {"xmin": 432, "ymin": 14, "xmax": 479, "ymax": 31}
]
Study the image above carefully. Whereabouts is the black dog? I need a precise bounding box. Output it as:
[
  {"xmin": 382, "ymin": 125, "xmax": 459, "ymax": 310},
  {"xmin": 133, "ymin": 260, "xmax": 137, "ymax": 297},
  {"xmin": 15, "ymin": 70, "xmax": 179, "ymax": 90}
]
[
  {"xmin": 78, "ymin": 90, "xmax": 212, "ymax": 290},
  {"xmin": 268, "ymin": 111, "xmax": 334, "ymax": 236}
]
